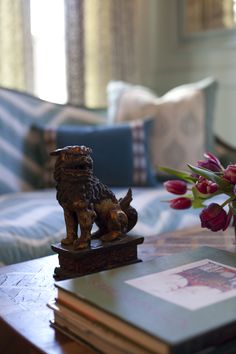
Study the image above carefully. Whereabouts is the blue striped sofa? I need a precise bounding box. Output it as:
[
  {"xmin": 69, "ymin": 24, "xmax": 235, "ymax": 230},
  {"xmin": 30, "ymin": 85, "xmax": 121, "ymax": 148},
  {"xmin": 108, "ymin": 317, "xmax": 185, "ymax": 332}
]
[{"xmin": 0, "ymin": 80, "xmax": 218, "ymax": 265}]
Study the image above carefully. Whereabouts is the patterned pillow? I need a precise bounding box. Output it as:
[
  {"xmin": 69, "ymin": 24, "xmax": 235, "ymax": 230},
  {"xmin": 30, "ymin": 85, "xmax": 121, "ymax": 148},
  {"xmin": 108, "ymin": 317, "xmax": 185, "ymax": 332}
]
[
  {"xmin": 34, "ymin": 119, "xmax": 157, "ymax": 187},
  {"xmin": 107, "ymin": 78, "xmax": 218, "ymax": 177},
  {"xmin": 0, "ymin": 87, "xmax": 106, "ymax": 194}
]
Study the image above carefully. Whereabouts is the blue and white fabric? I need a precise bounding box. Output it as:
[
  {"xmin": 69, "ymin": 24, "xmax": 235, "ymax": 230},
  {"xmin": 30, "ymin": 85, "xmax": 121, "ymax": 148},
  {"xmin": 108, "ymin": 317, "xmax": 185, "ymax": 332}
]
[{"xmin": 0, "ymin": 87, "xmax": 106, "ymax": 194}]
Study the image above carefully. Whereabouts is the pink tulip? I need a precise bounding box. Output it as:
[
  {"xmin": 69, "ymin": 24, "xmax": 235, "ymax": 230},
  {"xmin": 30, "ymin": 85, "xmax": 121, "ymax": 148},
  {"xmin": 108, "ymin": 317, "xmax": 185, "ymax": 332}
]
[
  {"xmin": 200, "ymin": 203, "xmax": 227, "ymax": 231},
  {"xmin": 224, "ymin": 165, "xmax": 236, "ymax": 184},
  {"xmin": 164, "ymin": 180, "xmax": 187, "ymax": 195},
  {"xmin": 169, "ymin": 197, "xmax": 192, "ymax": 210}
]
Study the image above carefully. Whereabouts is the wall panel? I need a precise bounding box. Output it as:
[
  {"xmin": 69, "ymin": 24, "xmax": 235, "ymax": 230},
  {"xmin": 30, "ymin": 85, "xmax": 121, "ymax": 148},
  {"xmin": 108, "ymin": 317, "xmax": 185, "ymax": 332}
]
[{"xmin": 150, "ymin": 1, "xmax": 236, "ymax": 147}]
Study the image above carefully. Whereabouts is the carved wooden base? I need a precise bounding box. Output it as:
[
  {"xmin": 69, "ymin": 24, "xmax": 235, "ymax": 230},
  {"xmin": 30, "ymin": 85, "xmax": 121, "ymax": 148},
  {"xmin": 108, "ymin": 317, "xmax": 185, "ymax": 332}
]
[{"xmin": 51, "ymin": 234, "xmax": 144, "ymax": 280}]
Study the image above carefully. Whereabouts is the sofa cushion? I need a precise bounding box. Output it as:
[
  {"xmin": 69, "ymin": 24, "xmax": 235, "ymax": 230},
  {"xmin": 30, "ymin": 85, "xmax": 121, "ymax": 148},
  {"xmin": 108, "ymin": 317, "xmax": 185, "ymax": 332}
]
[
  {"xmin": 34, "ymin": 119, "xmax": 157, "ymax": 187},
  {"xmin": 107, "ymin": 78, "xmax": 218, "ymax": 178},
  {"xmin": 0, "ymin": 87, "xmax": 106, "ymax": 194}
]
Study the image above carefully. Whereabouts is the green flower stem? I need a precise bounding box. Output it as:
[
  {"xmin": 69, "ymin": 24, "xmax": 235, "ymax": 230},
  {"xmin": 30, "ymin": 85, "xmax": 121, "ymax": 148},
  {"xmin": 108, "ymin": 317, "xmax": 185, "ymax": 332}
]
[
  {"xmin": 231, "ymin": 201, "xmax": 236, "ymax": 215},
  {"xmin": 221, "ymin": 196, "xmax": 236, "ymax": 208}
]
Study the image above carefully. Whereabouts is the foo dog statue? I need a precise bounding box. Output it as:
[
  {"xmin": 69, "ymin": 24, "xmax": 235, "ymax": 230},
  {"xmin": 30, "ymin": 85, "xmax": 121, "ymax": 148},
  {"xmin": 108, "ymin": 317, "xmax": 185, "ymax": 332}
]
[{"xmin": 50, "ymin": 145, "xmax": 138, "ymax": 250}]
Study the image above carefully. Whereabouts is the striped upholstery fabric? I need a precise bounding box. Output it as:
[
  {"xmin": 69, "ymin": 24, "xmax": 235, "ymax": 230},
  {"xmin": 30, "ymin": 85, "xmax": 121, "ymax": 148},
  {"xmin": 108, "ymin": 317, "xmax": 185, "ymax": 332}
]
[{"xmin": 0, "ymin": 87, "xmax": 106, "ymax": 194}]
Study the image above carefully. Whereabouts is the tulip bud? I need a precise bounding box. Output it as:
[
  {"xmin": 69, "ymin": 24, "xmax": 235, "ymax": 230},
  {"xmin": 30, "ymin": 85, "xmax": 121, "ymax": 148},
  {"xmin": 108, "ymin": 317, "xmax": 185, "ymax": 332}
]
[
  {"xmin": 197, "ymin": 158, "xmax": 222, "ymax": 172},
  {"xmin": 164, "ymin": 180, "xmax": 187, "ymax": 195},
  {"xmin": 204, "ymin": 152, "xmax": 223, "ymax": 166},
  {"xmin": 207, "ymin": 182, "xmax": 218, "ymax": 194},
  {"xmin": 200, "ymin": 203, "xmax": 227, "ymax": 232},
  {"xmin": 224, "ymin": 165, "xmax": 236, "ymax": 184},
  {"xmin": 197, "ymin": 152, "xmax": 223, "ymax": 173},
  {"xmin": 169, "ymin": 197, "xmax": 192, "ymax": 209},
  {"xmin": 196, "ymin": 177, "xmax": 218, "ymax": 194}
]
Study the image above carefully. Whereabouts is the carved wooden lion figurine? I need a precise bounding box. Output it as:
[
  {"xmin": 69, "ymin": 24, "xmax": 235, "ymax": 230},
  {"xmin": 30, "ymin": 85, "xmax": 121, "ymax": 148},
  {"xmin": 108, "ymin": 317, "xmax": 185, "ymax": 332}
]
[{"xmin": 50, "ymin": 145, "xmax": 138, "ymax": 249}]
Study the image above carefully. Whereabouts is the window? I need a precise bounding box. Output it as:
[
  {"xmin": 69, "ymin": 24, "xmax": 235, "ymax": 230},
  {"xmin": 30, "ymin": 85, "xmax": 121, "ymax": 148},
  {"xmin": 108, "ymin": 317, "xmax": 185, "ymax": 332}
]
[{"xmin": 30, "ymin": 0, "xmax": 67, "ymax": 103}]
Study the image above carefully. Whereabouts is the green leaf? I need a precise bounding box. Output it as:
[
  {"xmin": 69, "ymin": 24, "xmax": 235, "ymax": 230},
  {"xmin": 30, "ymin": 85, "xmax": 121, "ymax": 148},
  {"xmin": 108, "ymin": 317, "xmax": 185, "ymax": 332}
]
[
  {"xmin": 187, "ymin": 164, "xmax": 219, "ymax": 181},
  {"xmin": 190, "ymin": 186, "xmax": 206, "ymax": 208},
  {"xmin": 187, "ymin": 164, "xmax": 233, "ymax": 193},
  {"xmin": 158, "ymin": 166, "xmax": 196, "ymax": 183},
  {"xmin": 191, "ymin": 198, "xmax": 206, "ymax": 209}
]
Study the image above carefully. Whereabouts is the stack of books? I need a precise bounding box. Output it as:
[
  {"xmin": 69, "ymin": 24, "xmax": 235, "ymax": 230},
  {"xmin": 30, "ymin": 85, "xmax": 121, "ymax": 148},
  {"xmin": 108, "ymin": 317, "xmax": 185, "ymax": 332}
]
[{"xmin": 49, "ymin": 247, "xmax": 236, "ymax": 354}]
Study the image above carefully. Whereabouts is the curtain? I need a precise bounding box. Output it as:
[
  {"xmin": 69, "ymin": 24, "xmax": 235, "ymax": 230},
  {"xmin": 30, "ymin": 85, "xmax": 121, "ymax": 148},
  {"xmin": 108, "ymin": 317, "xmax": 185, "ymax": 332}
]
[
  {"xmin": 0, "ymin": 0, "xmax": 32, "ymax": 91},
  {"xmin": 65, "ymin": 0, "xmax": 144, "ymax": 108}
]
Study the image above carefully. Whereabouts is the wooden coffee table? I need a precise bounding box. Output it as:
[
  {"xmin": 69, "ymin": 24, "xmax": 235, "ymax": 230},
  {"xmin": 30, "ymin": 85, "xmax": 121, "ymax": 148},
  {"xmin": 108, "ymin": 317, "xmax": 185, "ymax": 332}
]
[{"xmin": 0, "ymin": 226, "xmax": 236, "ymax": 353}]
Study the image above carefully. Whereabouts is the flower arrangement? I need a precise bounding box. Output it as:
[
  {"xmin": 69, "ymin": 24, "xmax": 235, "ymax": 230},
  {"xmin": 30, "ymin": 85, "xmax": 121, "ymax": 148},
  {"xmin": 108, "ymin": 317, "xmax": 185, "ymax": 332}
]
[{"xmin": 160, "ymin": 152, "xmax": 236, "ymax": 233}]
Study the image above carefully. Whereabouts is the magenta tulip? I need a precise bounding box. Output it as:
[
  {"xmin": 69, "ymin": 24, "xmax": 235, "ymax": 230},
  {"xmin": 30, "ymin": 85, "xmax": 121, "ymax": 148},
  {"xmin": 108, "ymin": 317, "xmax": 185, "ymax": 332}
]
[
  {"xmin": 234, "ymin": 185, "xmax": 236, "ymax": 196},
  {"xmin": 200, "ymin": 203, "xmax": 227, "ymax": 231},
  {"xmin": 196, "ymin": 177, "xmax": 218, "ymax": 194},
  {"xmin": 224, "ymin": 165, "xmax": 236, "ymax": 184},
  {"xmin": 169, "ymin": 197, "xmax": 192, "ymax": 210},
  {"xmin": 164, "ymin": 180, "xmax": 187, "ymax": 195},
  {"xmin": 197, "ymin": 152, "xmax": 223, "ymax": 172},
  {"xmin": 223, "ymin": 209, "xmax": 233, "ymax": 231}
]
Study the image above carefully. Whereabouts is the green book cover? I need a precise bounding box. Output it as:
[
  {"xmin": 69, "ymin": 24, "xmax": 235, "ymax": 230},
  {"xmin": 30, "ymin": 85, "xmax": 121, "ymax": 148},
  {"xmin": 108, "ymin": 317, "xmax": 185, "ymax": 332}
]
[{"xmin": 55, "ymin": 247, "xmax": 236, "ymax": 354}]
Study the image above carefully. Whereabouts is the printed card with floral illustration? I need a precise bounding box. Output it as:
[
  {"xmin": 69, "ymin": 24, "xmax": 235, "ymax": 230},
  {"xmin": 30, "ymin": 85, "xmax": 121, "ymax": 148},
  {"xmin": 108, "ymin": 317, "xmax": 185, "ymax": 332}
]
[{"xmin": 126, "ymin": 259, "xmax": 236, "ymax": 310}]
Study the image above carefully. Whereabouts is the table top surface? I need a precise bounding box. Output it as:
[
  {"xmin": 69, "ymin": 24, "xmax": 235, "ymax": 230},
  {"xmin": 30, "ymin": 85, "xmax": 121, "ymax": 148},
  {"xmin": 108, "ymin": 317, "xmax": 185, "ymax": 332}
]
[{"xmin": 0, "ymin": 226, "xmax": 236, "ymax": 353}]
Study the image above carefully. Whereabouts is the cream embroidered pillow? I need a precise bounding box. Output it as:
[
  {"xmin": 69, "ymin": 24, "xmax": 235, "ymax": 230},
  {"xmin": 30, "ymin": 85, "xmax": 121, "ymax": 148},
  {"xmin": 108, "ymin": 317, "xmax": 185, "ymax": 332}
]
[{"xmin": 107, "ymin": 81, "xmax": 205, "ymax": 176}]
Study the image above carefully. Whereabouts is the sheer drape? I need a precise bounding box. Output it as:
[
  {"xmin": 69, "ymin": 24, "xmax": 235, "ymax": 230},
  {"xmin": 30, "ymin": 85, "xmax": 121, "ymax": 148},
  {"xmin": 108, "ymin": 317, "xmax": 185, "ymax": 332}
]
[
  {"xmin": 0, "ymin": 0, "xmax": 32, "ymax": 91},
  {"xmin": 0, "ymin": 0, "xmax": 147, "ymax": 104},
  {"xmin": 65, "ymin": 0, "xmax": 144, "ymax": 108}
]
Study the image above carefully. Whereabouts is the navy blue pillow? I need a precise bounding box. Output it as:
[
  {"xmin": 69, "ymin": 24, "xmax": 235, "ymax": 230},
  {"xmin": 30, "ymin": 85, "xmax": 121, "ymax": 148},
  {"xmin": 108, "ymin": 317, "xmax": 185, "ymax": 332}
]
[{"xmin": 35, "ymin": 119, "xmax": 156, "ymax": 187}]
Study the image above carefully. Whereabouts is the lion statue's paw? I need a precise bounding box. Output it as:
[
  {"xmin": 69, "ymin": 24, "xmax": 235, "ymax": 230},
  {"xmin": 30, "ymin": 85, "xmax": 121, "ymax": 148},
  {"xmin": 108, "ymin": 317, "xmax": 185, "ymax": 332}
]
[
  {"xmin": 73, "ymin": 238, "xmax": 90, "ymax": 250},
  {"xmin": 61, "ymin": 237, "xmax": 75, "ymax": 246},
  {"xmin": 101, "ymin": 231, "xmax": 121, "ymax": 242}
]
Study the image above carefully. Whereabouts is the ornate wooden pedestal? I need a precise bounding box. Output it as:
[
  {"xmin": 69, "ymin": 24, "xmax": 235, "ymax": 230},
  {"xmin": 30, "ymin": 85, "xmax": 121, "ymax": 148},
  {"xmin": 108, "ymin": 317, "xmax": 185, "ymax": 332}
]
[{"xmin": 51, "ymin": 235, "xmax": 144, "ymax": 280}]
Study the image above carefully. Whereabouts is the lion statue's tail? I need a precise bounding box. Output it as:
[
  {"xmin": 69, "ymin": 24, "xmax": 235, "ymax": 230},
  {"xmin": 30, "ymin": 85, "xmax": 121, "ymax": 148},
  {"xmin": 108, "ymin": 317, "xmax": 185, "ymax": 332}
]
[{"xmin": 119, "ymin": 188, "xmax": 138, "ymax": 233}]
